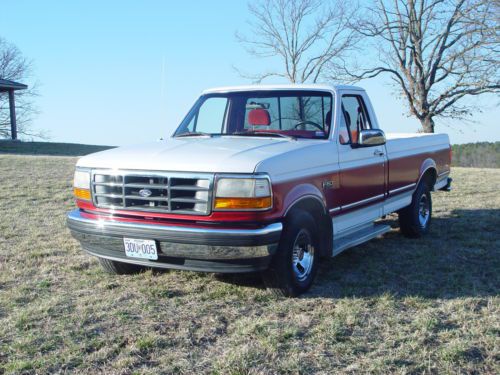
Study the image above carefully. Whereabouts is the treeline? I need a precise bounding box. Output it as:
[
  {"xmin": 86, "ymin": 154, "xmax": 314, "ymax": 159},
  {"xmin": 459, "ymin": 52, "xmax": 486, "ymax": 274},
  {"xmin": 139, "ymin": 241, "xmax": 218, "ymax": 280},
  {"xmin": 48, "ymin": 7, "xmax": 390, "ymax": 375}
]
[
  {"xmin": 452, "ymin": 142, "xmax": 500, "ymax": 168},
  {"xmin": 0, "ymin": 141, "xmax": 114, "ymax": 156}
]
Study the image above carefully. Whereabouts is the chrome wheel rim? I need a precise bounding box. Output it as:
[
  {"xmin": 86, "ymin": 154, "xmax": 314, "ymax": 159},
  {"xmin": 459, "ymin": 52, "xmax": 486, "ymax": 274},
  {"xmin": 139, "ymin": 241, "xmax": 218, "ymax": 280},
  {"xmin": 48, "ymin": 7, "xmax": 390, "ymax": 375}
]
[
  {"xmin": 292, "ymin": 229, "xmax": 314, "ymax": 282},
  {"xmin": 418, "ymin": 194, "xmax": 430, "ymax": 228}
]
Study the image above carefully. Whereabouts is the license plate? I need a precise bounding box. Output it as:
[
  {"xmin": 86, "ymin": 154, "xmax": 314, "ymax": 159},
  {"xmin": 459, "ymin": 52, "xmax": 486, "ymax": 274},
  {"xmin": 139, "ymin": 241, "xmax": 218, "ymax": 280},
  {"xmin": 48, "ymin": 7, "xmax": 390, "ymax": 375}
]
[{"xmin": 123, "ymin": 238, "xmax": 158, "ymax": 260}]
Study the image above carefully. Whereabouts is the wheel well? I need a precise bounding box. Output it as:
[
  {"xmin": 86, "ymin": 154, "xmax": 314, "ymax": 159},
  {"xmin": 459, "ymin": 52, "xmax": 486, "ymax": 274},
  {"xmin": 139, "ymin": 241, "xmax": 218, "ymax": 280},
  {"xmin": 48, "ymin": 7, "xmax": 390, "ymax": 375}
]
[
  {"xmin": 285, "ymin": 197, "xmax": 332, "ymax": 257},
  {"xmin": 420, "ymin": 168, "xmax": 437, "ymax": 189}
]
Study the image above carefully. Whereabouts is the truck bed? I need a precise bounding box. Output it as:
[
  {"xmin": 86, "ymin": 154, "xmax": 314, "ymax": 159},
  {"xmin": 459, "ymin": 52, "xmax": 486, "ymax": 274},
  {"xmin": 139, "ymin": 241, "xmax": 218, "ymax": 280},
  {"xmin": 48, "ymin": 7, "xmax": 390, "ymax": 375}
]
[{"xmin": 385, "ymin": 132, "xmax": 451, "ymax": 192}]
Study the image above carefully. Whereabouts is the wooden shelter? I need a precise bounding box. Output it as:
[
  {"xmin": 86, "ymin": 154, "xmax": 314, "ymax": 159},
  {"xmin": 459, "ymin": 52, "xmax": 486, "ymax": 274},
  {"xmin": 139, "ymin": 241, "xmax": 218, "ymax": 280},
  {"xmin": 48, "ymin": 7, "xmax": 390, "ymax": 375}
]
[{"xmin": 0, "ymin": 78, "xmax": 28, "ymax": 140}]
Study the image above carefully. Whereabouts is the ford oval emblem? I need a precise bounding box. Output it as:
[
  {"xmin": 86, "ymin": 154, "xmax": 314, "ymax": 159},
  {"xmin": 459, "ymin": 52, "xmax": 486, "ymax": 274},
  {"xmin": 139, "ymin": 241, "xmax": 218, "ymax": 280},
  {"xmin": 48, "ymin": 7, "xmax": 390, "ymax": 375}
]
[{"xmin": 139, "ymin": 188, "xmax": 153, "ymax": 198}]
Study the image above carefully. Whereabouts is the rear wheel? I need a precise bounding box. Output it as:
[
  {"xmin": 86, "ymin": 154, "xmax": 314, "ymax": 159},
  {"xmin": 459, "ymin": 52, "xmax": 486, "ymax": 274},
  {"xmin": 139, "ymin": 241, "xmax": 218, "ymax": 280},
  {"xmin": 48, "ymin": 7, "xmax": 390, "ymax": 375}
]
[
  {"xmin": 262, "ymin": 210, "xmax": 319, "ymax": 297},
  {"xmin": 98, "ymin": 258, "xmax": 144, "ymax": 274},
  {"xmin": 398, "ymin": 181, "xmax": 432, "ymax": 238}
]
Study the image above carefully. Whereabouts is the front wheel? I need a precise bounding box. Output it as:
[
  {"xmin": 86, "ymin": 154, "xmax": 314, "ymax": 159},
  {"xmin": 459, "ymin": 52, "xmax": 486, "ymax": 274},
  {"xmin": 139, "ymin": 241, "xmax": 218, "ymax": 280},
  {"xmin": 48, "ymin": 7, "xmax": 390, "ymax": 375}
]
[
  {"xmin": 398, "ymin": 182, "xmax": 432, "ymax": 238},
  {"xmin": 262, "ymin": 210, "xmax": 319, "ymax": 297}
]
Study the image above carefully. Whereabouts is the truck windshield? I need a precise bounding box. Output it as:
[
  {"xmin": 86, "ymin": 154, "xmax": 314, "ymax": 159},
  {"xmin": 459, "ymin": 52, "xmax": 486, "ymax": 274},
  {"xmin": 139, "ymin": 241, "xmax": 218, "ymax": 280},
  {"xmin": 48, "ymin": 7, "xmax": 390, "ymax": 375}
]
[{"xmin": 173, "ymin": 90, "xmax": 333, "ymax": 139}]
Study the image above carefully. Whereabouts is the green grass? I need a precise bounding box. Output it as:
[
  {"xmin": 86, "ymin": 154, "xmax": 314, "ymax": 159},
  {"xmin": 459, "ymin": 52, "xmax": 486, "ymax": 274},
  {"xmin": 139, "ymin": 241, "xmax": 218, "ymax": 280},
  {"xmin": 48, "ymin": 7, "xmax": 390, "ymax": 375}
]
[
  {"xmin": 0, "ymin": 140, "xmax": 114, "ymax": 156},
  {"xmin": 0, "ymin": 154, "xmax": 499, "ymax": 374}
]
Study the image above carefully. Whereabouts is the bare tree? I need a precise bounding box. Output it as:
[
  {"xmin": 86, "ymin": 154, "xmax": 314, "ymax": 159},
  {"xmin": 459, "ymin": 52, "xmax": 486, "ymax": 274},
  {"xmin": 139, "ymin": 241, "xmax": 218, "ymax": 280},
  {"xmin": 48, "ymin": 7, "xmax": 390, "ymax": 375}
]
[
  {"xmin": 0, "ymin": 37, "xmax": 41, "ymax": 139},
  {"xmin": 347, "ymin": 0, "xmax": 499, "ymax": 133},
  {"xmin": 236, "ymin": 0, "xmax": 359, "ymax": 84}
]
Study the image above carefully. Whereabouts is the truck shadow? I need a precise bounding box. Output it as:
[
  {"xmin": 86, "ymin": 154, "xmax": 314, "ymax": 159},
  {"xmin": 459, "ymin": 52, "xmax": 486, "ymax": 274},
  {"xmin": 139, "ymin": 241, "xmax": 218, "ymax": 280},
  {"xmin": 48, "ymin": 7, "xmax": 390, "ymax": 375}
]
[{"xmin": 220, "ymin": 209, "xmax": 500, "ymax": 299}]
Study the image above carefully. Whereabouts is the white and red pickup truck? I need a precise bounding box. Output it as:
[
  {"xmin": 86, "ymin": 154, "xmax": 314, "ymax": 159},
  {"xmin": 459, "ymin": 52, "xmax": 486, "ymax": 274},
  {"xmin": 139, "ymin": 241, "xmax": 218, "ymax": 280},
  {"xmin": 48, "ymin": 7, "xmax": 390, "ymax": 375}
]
[{"xmin": 67, "ymin": 85, "xmax": 452, "ymax": 296}]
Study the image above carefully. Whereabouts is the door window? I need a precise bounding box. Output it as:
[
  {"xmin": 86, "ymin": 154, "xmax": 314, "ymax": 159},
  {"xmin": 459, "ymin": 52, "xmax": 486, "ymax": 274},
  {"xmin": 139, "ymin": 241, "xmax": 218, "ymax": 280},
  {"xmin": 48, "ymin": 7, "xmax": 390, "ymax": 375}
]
[{"xmin": 340, "ymin": 95, "xmax": 372, "ymax": 144}]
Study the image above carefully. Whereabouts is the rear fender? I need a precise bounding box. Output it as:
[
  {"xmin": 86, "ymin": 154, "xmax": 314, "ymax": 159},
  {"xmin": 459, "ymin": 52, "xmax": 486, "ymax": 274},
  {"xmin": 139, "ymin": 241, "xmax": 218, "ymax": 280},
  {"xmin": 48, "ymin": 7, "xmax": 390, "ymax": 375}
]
[{"xmin": 418, "ymin": 158, "xmax": 437, "ymax": 187}]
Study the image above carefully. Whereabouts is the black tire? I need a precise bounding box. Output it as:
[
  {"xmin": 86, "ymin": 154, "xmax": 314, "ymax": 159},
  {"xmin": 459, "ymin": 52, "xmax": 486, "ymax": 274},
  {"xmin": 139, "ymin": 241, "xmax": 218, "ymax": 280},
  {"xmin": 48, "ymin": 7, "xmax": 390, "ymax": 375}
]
[
  {"xmin": 262, "ymin": 210, "xmax": 319, "ymax": 297},
  {"xmin": 398, "ymin": 181, "xmax": 432, "ymax": 238},
  {"xmin": 98, "ymin": 258, "xmax": 144, "ymax": 275}
]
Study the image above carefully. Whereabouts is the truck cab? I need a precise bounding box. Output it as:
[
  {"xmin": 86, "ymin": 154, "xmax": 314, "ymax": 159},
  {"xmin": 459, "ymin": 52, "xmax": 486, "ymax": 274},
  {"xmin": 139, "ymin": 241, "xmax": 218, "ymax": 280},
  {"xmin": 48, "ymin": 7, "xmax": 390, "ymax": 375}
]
[{"xmin": 67, "ymin": 85, "xmax": 452, "ymax": 296}]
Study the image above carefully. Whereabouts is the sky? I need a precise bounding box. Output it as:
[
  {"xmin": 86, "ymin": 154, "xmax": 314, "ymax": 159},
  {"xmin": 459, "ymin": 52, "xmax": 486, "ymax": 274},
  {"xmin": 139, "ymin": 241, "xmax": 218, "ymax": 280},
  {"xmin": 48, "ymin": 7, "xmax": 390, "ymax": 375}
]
[{"xmin": 1, "ymin": 0, "xmax": 498, "ymax": 146}]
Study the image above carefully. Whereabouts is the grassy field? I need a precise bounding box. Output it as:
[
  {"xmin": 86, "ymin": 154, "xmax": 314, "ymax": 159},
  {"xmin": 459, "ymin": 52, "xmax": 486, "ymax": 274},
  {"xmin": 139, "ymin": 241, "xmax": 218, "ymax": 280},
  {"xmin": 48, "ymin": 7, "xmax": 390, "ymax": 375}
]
[
  {"xmin": 0, "ymin": 155, "xmax": 498, "ymax": 374},
  {"xmin": 0, "ymin": 141, "xmax": 113, "ymax": 156}
]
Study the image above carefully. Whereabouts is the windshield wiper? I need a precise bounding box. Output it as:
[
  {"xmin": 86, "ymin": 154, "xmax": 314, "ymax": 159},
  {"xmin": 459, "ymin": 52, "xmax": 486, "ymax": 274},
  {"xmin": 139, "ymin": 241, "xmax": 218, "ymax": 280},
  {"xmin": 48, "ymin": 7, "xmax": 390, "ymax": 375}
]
[
  {"xmin": 232, "ymin": 131, "xmax": 296, "ymax": 140},
  {"xmin": 174, "ymin": 132, "xmax": 213, "ymax": 138}
]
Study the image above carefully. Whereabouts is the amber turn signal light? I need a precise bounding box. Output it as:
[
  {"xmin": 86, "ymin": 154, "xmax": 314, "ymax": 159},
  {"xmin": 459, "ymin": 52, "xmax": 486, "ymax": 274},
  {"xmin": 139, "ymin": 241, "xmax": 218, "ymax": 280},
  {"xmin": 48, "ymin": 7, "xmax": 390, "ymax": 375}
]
[
  {"xmin": 74, "ymin": 188, "xmax": 91, "ymax": 201},
  {"xmin": 214, "ymin": 197, "xmax": 272, "ymax": 210}
]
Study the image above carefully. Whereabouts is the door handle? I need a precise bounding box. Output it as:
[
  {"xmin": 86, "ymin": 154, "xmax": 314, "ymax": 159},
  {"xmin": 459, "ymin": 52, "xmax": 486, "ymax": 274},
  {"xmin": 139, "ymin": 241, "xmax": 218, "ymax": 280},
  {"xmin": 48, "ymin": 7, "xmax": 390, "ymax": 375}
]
[{"xmin": 374, "ymin": 149, "xmax": 385, "ymax": 156}]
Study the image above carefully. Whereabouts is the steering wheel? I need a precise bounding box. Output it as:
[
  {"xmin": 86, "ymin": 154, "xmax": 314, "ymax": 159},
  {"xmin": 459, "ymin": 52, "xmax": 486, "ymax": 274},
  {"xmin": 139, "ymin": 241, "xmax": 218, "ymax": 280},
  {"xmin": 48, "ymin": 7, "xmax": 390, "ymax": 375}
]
[{"xmin": 293, "ymin": 121, "xmax": 323, "ymax": 131}]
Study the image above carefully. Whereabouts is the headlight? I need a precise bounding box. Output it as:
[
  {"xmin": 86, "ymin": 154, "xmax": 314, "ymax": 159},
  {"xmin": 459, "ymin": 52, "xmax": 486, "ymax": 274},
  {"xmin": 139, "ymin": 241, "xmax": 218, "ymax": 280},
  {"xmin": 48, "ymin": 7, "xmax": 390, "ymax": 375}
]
[
  {"xmin": 214, "ymin": 176, "xmax": 272, "ymax": 210},
  {"xmin": 73, "ymin": 169, "xmax": 91, "ymax": 201}
]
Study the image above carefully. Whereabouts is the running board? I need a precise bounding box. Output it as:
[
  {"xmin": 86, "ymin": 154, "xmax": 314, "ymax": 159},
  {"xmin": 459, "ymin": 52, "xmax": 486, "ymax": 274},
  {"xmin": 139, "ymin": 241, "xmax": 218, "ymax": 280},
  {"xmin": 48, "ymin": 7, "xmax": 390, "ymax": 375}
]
[{"xmin": 332, "ymin": 223, "xmax": 391, "ymax": 257}]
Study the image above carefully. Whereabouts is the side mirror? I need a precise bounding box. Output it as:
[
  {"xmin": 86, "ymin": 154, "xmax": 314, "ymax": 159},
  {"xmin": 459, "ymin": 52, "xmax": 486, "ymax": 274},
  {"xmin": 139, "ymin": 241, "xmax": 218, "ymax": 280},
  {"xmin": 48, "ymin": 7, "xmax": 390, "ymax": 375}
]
[{"xmin": 357, "ymin": 129, "xmax": 386, "ymax": 147}]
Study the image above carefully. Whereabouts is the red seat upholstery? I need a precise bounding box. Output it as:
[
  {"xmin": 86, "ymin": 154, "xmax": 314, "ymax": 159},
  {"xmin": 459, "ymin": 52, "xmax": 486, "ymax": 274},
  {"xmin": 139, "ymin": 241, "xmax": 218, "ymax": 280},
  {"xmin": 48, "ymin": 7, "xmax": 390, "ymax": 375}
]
[
  {"xmin": 351, "ymin": 129, "xmax": 358, "ymax": 144},
  {"xmin": 248, "ymin": 109, "xmax": 271, "ymax": 126}
]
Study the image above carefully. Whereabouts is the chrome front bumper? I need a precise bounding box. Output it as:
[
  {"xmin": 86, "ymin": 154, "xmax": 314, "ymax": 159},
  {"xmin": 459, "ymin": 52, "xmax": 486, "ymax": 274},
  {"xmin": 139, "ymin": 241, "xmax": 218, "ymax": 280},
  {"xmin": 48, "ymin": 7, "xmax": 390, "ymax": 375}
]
[{"xmin": 66, "ymin": 209, "xmax": 282, "ymax": 273}]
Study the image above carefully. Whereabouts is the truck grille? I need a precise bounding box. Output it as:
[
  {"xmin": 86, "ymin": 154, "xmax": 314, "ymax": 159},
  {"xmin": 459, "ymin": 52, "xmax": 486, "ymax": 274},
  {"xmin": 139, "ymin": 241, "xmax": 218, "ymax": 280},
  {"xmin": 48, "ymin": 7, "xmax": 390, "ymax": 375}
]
[{"xmin": 91, "ymin": 170, "xmax": 214, "ymax": 215}]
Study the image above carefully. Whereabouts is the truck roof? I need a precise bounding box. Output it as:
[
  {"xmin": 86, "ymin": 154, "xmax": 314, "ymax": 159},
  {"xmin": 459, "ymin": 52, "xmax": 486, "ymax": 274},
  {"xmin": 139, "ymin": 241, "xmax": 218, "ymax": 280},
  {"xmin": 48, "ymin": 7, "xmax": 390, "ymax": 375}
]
[{"xmin": 202, "ymin": 84, "xmax": 364, "ymax": 94}]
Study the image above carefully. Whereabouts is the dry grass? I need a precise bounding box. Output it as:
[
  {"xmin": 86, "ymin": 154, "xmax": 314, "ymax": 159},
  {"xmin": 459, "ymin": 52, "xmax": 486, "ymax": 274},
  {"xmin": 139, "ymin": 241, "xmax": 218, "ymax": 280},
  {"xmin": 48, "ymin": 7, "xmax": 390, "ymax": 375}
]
[{"xmin": 0, "ymin": 154, "xmax": 499, "ymax": 374}]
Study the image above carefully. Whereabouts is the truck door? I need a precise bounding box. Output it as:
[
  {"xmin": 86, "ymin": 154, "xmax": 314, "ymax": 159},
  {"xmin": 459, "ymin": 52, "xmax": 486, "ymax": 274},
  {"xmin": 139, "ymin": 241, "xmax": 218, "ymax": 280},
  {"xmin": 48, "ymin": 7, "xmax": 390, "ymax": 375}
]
[{"xmin": 336, "ymin": 93, "xmax": 386, "ymax": 212}]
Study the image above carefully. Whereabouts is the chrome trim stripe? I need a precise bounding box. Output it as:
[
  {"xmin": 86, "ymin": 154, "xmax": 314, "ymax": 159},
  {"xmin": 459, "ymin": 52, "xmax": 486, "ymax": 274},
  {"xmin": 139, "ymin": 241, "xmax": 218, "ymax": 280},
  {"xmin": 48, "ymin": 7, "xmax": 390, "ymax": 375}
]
[
  {"xmin": 389, "ymin": 183, "xmax": 417, "ymax": 195},
  {"xmin": 329, "ymin": 207, "xmax": 341, "ymax": 214},
  {"xmin": 332, "ymin": 190, "xmax": 413, "ymax": 236},
  {"xmin": 341, "ymin": 194, "xmax": 385, "ymax": 210},
  {"xmin": 67, "ymin": 209, "xmax": 283, "ymax": 237}
]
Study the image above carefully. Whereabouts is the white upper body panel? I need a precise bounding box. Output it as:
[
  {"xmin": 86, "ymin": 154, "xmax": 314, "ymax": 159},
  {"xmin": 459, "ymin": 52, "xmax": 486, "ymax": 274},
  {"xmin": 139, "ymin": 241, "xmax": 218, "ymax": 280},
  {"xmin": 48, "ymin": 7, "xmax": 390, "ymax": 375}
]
[
  {"xmin": 77, "ymin": 136, "xmax": 323, "ymax": 177},
  {"xmin": 385, "ymin": 132, "xmax": 450, "ymax": 159}
]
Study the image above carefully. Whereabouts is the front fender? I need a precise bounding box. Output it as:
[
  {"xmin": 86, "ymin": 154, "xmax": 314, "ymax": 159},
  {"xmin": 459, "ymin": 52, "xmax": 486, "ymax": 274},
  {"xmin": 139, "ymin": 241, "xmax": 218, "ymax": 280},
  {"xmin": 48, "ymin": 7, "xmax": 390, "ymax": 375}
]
[{"xmin": 281, "ymin": 183, "xmax": 327, "ymax": 216}]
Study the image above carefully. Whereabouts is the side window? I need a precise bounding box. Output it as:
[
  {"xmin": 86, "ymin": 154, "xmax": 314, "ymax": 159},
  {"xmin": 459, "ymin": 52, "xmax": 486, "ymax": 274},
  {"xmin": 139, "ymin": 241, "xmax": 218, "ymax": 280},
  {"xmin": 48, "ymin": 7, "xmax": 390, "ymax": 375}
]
[
  {"xmin": 194, "ymin": 97, "xmax": 228, "ymax": 133},
  {"xmin": 340, "ymin": 95, "xmax": 372, "ymax": 144}
]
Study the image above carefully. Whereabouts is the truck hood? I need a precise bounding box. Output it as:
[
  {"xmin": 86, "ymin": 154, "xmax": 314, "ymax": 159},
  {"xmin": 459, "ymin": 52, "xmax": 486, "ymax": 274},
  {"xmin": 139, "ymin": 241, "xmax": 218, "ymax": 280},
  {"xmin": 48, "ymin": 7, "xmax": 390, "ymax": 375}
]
[{"xmin": 77, "ymin": 136, "xmax": 317, "ymax": 174}]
